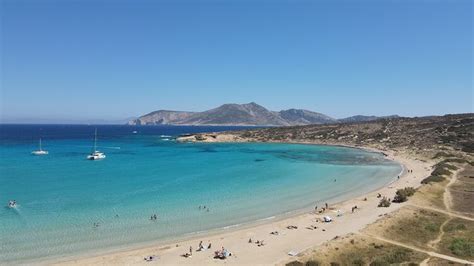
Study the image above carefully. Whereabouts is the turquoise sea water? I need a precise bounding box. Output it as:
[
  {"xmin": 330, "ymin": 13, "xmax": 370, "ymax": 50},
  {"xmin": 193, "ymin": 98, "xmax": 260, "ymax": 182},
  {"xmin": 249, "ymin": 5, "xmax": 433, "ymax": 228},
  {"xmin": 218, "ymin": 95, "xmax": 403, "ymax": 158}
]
[{"xmin": 0, "ymin": 125, "xmax": 401, "ymax": 263}]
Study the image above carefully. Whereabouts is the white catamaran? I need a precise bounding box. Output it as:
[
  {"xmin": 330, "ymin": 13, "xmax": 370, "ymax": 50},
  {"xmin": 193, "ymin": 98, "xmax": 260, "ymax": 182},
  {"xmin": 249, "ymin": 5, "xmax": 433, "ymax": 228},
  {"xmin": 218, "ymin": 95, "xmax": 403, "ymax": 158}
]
[
  {"xmin": 87, "ymin": 129, "xmax": 106, "ymax": 160},
  {"xmin": 31, "ymin": 138, "xmax": 48, "ymax": 155}
]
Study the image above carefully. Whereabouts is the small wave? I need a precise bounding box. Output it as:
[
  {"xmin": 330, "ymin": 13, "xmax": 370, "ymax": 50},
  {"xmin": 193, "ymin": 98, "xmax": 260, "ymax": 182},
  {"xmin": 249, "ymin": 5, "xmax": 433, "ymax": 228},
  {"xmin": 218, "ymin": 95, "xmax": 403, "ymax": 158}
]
[
  {"xmin": 256, "ymin": 216, "xmax": 276, "ymax": 222},
  {"xmin": 102, "ymin": 146, "xmax": 121, "ymax": 150},
  {"xmin": 222, "ymin": 223, "xmax": 243, "ymax": 230}
]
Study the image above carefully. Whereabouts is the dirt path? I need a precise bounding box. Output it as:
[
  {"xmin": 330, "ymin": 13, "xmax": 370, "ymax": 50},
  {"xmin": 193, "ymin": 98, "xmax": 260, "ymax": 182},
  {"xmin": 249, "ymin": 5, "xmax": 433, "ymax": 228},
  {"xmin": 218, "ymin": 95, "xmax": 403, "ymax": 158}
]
[
  {"xmin": 427, "ymin": 217, "xmax": 452, "ymax": 250},
  {"xmin": 408, "ymin": 204, "xmax": 474, "ymax": 221},
  {"xmin": 419, "ymin": 257, "xmax": 431, "ymax": 266},
  {"xmin": 444, "ymin": 169, "xmax": 461, "ymax": 212},
  {"xmin": 363, "ymin": 233, "xmax": 473, "ymax": 265},
  {"xmin": 427, "ymin": 170, "xmax": 460, "ymax": 249}
]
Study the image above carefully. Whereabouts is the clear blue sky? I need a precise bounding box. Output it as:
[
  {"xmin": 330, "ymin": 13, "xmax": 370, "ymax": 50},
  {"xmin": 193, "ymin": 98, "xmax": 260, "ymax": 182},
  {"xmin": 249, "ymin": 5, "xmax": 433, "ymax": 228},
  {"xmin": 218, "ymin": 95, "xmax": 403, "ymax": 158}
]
[{"xmin": 1, "ymin": 0, "xmax": 472, "ymax": 122}]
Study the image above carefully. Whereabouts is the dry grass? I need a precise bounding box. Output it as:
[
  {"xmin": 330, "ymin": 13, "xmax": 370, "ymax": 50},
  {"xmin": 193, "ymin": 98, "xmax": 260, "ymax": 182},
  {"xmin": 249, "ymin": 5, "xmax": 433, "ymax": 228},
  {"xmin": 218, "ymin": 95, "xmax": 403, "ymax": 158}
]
[
  {"xmin": 450, "ymin": 165, "xmax": 474, "ymax": 216},
  {"xmin": 437, "ymin": 218, "xmax": 474, "ymax": 261},
  {"xmin": 285, "ymin": 234, "xmax": 427, "ymax": 266},
  {"xmin": 423, "ymin": 256, "xmax": 466, "ymax": 265},
  {"xmin": 364, "ymin": 206, "xmax": 449, "ymax": 250},
  {"xmin": 411, "ymin": 179, "xmax": 448, "ymax": 210}
]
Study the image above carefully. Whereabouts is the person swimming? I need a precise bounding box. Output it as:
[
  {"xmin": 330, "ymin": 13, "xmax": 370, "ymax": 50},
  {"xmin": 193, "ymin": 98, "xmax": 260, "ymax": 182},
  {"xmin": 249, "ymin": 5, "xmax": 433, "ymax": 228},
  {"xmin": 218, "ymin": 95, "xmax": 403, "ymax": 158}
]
[{"xmin": 8, "ymin": 200, "xmax": 16, "ymax": 208}]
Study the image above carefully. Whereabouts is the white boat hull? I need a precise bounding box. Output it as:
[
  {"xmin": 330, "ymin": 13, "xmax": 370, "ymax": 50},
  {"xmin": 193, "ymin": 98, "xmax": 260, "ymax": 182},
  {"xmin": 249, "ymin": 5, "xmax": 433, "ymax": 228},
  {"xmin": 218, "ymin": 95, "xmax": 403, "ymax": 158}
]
[
  {"xmin": 32, "ymin": 150, "xmax": 48, "ymax": 155},
  {"xmin": 87, "ymin": 151, "xmax": 106, "ymax": 160}
]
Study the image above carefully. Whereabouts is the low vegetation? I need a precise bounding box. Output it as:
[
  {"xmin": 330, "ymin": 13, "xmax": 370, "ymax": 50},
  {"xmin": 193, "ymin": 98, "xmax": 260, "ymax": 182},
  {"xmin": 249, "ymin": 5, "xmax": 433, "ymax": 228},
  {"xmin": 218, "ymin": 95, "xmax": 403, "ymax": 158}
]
[
  {"xmin": 438, "ymin": 218, "xmax": 474, "ymax": 260},
  {"xmin": 224, "ymin": 114, "xmax": 474, "ymax": 155},
  {"xmin": 421, "ymin": 175, "xmax": 445, "ymax": 184},
  {"xmin": 285, "ymin": 235, "xmax": 428, "ymax": 266},
  {"xmin": 378, "ymin": 197, "xmax": 391, "ymax": 207},
  {"xmin": 286, "ymin": 260, "xmax": 319, "ymax": 266},
  {"xmin": 432, "ymin": 152, "xmax": 456, "ymax": 159},
  {"xmin": 365, "ymin": 207, "xmax": 449, "ymax": 250},
  {"xmin": 421, "ymin": 160, "xmax": 458, "ymax": 184},
  {"xmin": 393, "ymin": 187, "xmax": 416, "ymax": 203}
]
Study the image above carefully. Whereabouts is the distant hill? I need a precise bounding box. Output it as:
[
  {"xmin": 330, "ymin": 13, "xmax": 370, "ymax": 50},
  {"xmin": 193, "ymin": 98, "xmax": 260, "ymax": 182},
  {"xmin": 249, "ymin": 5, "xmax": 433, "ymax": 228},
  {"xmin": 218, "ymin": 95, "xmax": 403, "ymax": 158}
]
[
  {"xmin": 128, "ymin": 110, "xmax": 195, "ymax": 125},
  {"xmin": 129, "ymin": 102, "xmax": 399, "ymax": 126},
  {"xmin": 278, "ymin": 109, "xmax": 336, "ymax": 125},
  {"xmin": 338, "ymin": 115, "xmax": 400, "ymax": 123},
  {"xmin": 129, "ymin": 102, "xmax": 337, "ymax": 126}
]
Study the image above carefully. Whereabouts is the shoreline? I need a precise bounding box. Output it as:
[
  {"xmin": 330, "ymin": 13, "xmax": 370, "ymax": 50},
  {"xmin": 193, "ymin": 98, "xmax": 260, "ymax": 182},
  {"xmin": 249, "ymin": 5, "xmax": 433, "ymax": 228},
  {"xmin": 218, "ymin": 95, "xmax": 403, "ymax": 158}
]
[{"xmin": 49, "ymin": 141, "xmax": 433, "ymax": 265}]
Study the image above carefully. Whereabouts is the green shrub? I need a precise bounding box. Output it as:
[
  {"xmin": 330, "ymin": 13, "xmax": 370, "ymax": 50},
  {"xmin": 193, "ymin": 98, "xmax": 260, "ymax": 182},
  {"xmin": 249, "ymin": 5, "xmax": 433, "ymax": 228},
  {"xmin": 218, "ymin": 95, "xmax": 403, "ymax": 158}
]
[
  {"xmin": 431, "ymin": 166, "xmax": 451, "ymax": 177},
  {"xmin": 446, "ymin": 223, "xmax": 467, "ymax": 233},
  {"xmin": 352, "ymin": 258, "xmax": 364, "ymax": 266},
  {"xmin": 369, "ymin": 261, "xmax": 386, "ymax": 266},
  {"xmin": 393, "ymin": 187, "xmax": 416, "ymax": 203},
  {"xmin": 378, "ymin": 197, "xmax": 391, "ymax": 207},
  {"xmin": 305, "ymin": 260, "xmax": 320, "ymax": 266},
  {"xmin": 421, "ymin": 160, "xmax": 459, "ymax": 184},
  {"xmin": 443, "ymin": 158, "xmax": 469, "ymax": 164},
  {"xmin": 421, "ymin": 175, "xmax": 445, "ymax": 184},
  {"xmin": 286, "ymin": 261, "xmax": 304, "ymax": 266},
  {"xmin": 370, "ymin": 248, "xmax": 412, "ymax": 265},
  {"xmin": 456, "ymin": 224, "xmax": 467, "ymax": 231},
  {"xmin": 449, "ymin": 238, "xmax": 474, "ymax": 257},
  {"xmin": 440, "ymin": 163, "xmax": 458, "ymax": 171},
  {"xmin": 424, "ymin": 223, "xmax": 438, "ymax": 232},
  {"xmin": 432, "ymin": 152, "xmax": 454, "ymax": 159}
]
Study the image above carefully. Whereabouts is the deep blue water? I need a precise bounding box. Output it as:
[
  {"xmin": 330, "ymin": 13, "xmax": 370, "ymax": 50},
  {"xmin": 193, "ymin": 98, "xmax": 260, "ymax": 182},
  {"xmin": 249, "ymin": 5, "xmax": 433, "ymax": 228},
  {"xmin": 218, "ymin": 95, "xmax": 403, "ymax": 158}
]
[{"xmin": 0, "ymin": 125, "xmax": 401, "ymax": 263}]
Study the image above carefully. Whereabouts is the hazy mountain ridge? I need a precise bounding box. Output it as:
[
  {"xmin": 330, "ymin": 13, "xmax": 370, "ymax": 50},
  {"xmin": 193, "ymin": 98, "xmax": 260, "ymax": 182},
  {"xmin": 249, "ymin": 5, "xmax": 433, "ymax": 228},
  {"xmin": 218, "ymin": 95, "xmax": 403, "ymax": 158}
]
[
  {"xmin": 129, "ymin": 103, "xmax": 398, "ymax": 126},
  {"xmin": 338, "ymin": 115, "xmax": 400, "ymax": 123}
]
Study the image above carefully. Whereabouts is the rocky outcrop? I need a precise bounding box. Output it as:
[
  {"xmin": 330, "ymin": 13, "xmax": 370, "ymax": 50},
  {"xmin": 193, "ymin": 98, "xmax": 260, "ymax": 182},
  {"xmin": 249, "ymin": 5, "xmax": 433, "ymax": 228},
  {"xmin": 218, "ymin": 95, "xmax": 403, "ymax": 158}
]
[{"xmin": 128, "ymin": 110, "xmax": 195, "ymax": 125}]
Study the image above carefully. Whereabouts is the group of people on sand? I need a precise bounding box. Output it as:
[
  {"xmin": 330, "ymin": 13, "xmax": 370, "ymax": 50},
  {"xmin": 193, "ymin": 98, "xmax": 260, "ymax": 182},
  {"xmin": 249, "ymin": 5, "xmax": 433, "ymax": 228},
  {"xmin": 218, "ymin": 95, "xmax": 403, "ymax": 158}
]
[
  {"xmin": 214, "ymin": 246, "xmax": 231, "ymax": 259},
  {"xmin": 198, "ymin": 205, "xmax": 210, "ymax": 212},
  {"xmin": 143, "ymin": 255, "xmax": 158, "ymax": 262},
  {"xmin": 198, "ymin": 240, "xmax": 211, "ymax": 251},
  {"xmin": 182, "ymin": 240, "xmax": 212, "ymax": 258},
  {"xmin": 314, "ymin": 202, "xmax": 330, "ymax": 213},
  {"xmin": 248, "ymin": 238, "xmax": 265, "ymax": 247}
]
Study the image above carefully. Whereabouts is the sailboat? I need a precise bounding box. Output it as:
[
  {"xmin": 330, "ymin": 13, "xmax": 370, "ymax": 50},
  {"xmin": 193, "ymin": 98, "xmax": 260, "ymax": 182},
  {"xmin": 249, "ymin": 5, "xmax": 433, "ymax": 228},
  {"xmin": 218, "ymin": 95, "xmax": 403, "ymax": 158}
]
[
  {"xmin": 32, "ymin": 138, "xmax": 48, "ymax": 155},
  {"xmin": 87, "ymin": 129, "xmax": 106, "ymax": 160}
]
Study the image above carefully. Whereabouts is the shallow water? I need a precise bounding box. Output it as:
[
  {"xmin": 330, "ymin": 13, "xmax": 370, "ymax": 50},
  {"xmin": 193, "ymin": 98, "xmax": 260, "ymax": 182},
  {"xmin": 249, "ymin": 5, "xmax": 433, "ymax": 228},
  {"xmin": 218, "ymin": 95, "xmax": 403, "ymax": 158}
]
[{"xmin": 0, "ymin": 125, "xmax": 401, "ymax": 263}]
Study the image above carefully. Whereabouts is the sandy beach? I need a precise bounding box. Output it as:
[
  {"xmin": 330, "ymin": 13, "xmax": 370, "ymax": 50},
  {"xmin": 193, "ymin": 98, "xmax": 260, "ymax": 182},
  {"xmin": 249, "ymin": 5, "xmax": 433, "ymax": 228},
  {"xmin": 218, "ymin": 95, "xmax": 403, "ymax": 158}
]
[{"xmin": 51, "ymin": 147, "xmax": 433, "ymax": 265}]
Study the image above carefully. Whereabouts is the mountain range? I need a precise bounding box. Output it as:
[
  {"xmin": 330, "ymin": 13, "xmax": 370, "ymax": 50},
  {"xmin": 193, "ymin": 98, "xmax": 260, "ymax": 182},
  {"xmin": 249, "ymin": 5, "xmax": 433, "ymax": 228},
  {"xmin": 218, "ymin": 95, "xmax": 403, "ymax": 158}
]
[{"xmin": 128, "ymin": 102, "xmax": 398, "ymax": 126}]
